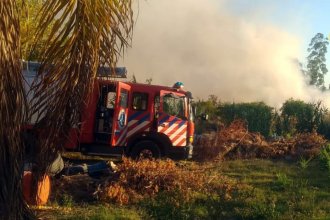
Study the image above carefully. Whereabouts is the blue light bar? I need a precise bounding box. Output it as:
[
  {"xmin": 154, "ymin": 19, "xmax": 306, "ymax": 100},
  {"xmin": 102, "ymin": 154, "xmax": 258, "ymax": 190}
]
[{"xmin": 97, "ymin": 66, "xmax": 127, "ymax": 78}]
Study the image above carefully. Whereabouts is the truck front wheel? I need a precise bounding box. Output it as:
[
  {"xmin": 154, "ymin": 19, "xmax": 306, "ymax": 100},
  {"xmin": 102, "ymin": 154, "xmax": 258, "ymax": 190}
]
[{"xmin": 130, "ymin": 140, "xmax": 161, "ymax": 159}]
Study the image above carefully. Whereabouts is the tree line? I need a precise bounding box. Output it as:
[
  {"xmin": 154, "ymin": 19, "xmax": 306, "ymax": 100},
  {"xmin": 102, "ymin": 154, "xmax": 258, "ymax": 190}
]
[{"xmin": 194, "ymin": 97, "xmax": 330, "ymax": 139}]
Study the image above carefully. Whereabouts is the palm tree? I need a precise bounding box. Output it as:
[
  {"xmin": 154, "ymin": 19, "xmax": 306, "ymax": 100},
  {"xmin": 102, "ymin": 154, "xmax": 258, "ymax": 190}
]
[
  {"xmin": 0, "ymin": 0, "xmax": 133, "ymax": 219},
  {"xmin": 0, "ymin": 2, "xmax": 33, "ymax": 219}
]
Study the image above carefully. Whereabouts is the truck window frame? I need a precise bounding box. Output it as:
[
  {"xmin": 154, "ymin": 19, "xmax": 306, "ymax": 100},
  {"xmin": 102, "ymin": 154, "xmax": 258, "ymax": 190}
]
[{"xmin": 131, "ymin": 92, "xmax": 148, "ymax": 111}]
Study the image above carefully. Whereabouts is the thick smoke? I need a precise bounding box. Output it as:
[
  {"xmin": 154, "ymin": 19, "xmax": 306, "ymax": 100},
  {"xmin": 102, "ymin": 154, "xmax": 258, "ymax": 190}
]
[{"xmin": 120, "ymin": 0, "xmax": 330, "ymax": 107}]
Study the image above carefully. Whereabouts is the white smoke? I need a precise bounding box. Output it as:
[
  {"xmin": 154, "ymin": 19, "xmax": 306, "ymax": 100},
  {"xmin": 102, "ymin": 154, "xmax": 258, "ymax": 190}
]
[{"xmin": 120, "ymin": 0, "xmax": 330, "ymax": 108}]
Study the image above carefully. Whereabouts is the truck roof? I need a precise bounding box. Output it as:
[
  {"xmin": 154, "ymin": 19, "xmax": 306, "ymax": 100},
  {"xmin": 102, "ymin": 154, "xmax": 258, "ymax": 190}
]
[{"xmin": 98, "ymin": 79, "xmax": 189, "ymax": 96}]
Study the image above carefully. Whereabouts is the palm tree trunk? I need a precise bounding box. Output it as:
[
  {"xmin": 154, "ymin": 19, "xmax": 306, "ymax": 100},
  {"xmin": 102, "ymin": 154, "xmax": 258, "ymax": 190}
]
[{"xmin": 0, "ymin": 1, "xmax": 34, "ymax": 219}]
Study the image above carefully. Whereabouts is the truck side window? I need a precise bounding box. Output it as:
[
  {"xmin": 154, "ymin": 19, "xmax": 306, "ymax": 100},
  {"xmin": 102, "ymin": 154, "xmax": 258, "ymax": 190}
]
[
  {"xmin": 106, "ymin": 92, "xmax": 116, "ymax": 109},
  {"xmin": 132, "ymin": 92, "xmax": 148, "ymax": 111},
  {"xmin": 154, "ymin": 95, "xmax": 160, "ymax": 113},
  {"xmin": 120, "ymin": 89, "xmax": 128, "ymax": 108}
]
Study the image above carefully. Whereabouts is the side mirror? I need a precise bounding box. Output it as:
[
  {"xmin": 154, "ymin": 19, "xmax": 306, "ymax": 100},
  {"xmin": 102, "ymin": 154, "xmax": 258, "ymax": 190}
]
[
  {"xmin": 201, "ymin": 113, "xmax": 209, "ymax": 121},
  {"xmin": 192, "ymin": 105, "xmax": 197, "ymax": 116}
]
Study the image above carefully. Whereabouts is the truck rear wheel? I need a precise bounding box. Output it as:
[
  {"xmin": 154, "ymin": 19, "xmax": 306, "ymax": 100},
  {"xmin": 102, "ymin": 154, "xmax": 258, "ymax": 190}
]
[{"xmin": 130, "ymin": 140, "xmax": 161, "ymax": 159}]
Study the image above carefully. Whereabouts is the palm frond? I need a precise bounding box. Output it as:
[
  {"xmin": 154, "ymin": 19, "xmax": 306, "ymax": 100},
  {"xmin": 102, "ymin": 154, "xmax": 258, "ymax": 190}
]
[
  {"xmin": 0, "ymin": 1, "xmax": 34, "ymax": 219},
  {"xmin": 28, "ymin": 0, "xmax": 133, "ymax": 191}
]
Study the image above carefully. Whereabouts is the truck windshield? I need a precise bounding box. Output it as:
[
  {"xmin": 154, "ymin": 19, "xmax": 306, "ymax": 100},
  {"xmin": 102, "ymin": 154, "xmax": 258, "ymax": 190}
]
[{"xmin": 163, "ymin": 93, "xmax": 186, "ymax": 119}]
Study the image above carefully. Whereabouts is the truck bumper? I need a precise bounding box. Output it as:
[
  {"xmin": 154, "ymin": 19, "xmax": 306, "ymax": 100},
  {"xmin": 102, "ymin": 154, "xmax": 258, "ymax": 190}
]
[{"xmin": 168, "ymin": 144, "xmax": 193, "ymax": 160}]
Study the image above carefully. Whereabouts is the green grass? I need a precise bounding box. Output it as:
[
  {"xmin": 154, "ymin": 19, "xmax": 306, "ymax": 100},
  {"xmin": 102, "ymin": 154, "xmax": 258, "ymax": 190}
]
[
  {"xmin": 39, "ymin": 159, "xmax": 330, "ymax": 219},
  {"xmin": 37, "ymin": 204, "xmax": 144, "ymax": 220},
  {"xmin": 219, "ymin": 159, "xmax": 330, "ymax": 219}
]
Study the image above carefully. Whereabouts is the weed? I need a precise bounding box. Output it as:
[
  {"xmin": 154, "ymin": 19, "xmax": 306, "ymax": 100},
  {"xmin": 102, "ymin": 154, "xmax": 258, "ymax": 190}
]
[
  {"xmin": 299, "ymin": 156, "xmax": 313, "ymax": 170},
  {"xmin": 274, "ymin": 172, "xmax": 292, "ymax": 190},
  {"xmin": 58, "ymin": 194, "xmax": 74, "ymax": 207},
  {"xmin": 52, "ymin": 205, "xmax": 143, "ymax": 220},
  {"xmin": 249, "ymin": 198, "xmax": 280, "ymax": 219},
  {"xmin": 319, "ymin": 144, "xmax": 330, "ymax": 173}
]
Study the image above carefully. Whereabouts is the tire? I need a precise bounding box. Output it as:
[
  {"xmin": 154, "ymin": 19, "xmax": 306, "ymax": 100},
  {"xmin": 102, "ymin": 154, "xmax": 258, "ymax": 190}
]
[{"xmin": 130, "ymin": 140, "xmax": 161, "ymax": 159}]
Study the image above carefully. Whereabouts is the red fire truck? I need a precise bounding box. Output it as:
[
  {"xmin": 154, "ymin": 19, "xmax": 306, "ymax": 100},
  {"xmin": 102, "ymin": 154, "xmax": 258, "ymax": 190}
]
[
  {"xmin": 24, "ymin": 62, "xmax": 195, "ymax": 159},
  {"xmin": 74, "ymin": 80, "xmax": 195, "ymax": 159}
]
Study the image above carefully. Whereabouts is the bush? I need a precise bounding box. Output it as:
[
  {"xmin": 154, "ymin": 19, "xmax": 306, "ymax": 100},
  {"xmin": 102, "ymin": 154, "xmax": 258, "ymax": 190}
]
[
  {"xmin": 193, "ymin": 96, "xmax": 221, "ymax": 134},
  {"xmin": 319, "ymin": 144, "xmax": 330, "ymax": 172},
  {"xmin": 217, "ymin": 102, "xmax": 273, "ymax": 137},
  {"xmin": 317, "ymin": 112, "xmax": 330, "ymax": 139},
  {"xmin": 281, "ymin": 99, "xmax": 328, "ymax": 136}
]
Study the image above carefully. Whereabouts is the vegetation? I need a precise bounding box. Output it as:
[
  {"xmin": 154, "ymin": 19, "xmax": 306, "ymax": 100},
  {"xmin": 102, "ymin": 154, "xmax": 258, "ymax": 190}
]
[
  {"xmin": 0, "ymin": 0, "xmax": 133, "ymax": 219},
  {"xmin": 280, "ymin": 99, "xmax": 328, "ymax": 136},
  {"xmin": 28, "ymin": 0, "xmax": 134, "ymax": 191},
  {"xmin": 194, "ymin": 97, "xmax": 330, "ymax": 139},
  {"xmin": 0, "ymin": 2, "xmax": 32, "ymax": 219},
  {"xmin": 36, "ymin": 205, "xmax": 143, "ymax": 220},
  {"xmin": 194, "ymin": 119, "xmax": 327, "ymax": 161},
  {"xmin": 218, "ymin": 102, "xmax": 273, "ymax": 137},
  {"xmin": 36, "ymin": 157, "xmax": 330, "ymax": 219},
  {"xmin": 1, "ymin": 1, "xmax": 330, "ymax": 218},
  {"xmin": 219, "ymin": 159, "xmax": 330, "ymax": 219},
  {"xmin": 319, "ymin": 144, "xmax": 330, "ymax": 173},
  {"xmin": 18, "ymin": 0, "xmax": 50, "ymax": 60}
]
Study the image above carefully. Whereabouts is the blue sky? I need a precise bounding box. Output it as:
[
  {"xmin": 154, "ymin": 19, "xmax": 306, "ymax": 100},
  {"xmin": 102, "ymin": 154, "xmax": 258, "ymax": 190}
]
[
  {"xmin": 225, "ymin": 0, "xmax": 330, "ymax": 41},
  {"xmin": 225, "ymin": 0, "xmax": 330, "ymax": 81}
]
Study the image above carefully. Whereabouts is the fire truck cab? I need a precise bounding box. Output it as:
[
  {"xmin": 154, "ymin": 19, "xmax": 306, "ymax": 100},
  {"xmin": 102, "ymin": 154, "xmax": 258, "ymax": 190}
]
[{"xmin": 71, "ymin": 80, "xmax": 195, "ymax": 159}]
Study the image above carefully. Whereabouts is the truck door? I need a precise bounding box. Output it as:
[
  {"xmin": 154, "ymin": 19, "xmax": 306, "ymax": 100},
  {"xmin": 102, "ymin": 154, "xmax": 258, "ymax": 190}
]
[
  {"xmin": 111, "ymin": 82, "xmax": 131, "ymax": 146},
  {"xmin": 157, "ymin": 90, "xmax": 188, "ymax": 147}
]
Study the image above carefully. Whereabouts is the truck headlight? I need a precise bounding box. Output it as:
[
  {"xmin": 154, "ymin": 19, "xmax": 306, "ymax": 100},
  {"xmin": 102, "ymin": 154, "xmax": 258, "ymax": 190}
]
[{"xmin": 188, "ymin": 136, "xmax": 194, "ymax": 144}]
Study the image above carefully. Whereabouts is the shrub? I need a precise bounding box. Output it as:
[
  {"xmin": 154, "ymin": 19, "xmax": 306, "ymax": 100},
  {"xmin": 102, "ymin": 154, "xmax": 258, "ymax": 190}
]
[
  {"xmin": 299, "ymin": 156, "xmax": 312, "ymax": 170},
  {"xmin": 193, "ymin": 96, "xmax": 221, "ymax": 134},
  {"xmin": 274, "ymin": 172, "xmax": 292, "ymax": 190},
  {"xmin": 319, "ymin": 144, "xmax": 330, "ymax": 172},
  {"xmin": 281, "ymin": 99, "xmax": 328, "ymax": 136},
  {"xmin": 317, "ymin": 112, "xmax": 330, "ymax": 139},
  {"xmin": 217, "ymin": 102, "xmax": 273, "ymax": 137}
]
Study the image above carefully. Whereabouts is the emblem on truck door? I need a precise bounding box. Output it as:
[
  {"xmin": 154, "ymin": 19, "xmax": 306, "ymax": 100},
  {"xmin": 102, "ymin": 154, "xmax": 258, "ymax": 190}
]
[{"xmin": 118, "ymin": 109, "xmax": 126, "ymax": 129}]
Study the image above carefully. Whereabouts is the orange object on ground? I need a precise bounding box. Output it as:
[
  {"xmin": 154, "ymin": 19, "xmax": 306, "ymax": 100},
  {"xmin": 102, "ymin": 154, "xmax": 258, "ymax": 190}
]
[{"xmin": 23, "ymin": 171, "xmax": 51, "ymax": 206}]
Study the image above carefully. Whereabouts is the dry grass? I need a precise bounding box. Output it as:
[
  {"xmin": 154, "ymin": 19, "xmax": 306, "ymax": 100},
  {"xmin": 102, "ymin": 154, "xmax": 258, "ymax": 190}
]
[
  {"xmin": 52, "ymin": 158, "xmax": 237, "ymax": 206},
  {"xmin": 96, "ymin": 158, "xmax": 235, "ymax": 205},
  {"xmin": 194, "ymin": 120, "xmax": 327, "ymax": 161}
]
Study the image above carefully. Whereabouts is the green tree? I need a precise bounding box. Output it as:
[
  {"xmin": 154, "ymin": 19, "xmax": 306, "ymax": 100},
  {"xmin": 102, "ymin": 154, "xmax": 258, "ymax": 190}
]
[
  {"xmin": 307, "ymin": 33, "xmax": 329, "ymax": 89},
  {"xmin": 0, "ymin": 0, "xmax": 133, "ymax": 219}
]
